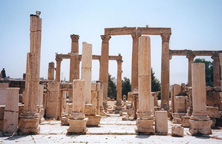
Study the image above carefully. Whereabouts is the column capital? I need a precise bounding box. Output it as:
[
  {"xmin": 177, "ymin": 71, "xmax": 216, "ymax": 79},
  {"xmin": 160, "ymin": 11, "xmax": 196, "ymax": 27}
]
[
  {"xmin": 186, "ymin": 53, "xmax": 196, "ymax": 61},
  {"xmin": 131, "ymin": 33, "xmax": 141, "ymax": 40},
  {"xmin": 70, "ymin": 34, "xmax": 79, "ymax": 43},
  {"xmin": 211, "ymin": 54, "xmax": 219, "ymax": 61},
  {"xmin": 55, "ymin": 53, "xmax": 63, "ymax": 61},
  {"xmin": 161, "ymin": 33, "xmax": 171, "ymax": 42},
  {"xmin": 101, "ymin": 35, "xmax": 111, "ymax": 43}
]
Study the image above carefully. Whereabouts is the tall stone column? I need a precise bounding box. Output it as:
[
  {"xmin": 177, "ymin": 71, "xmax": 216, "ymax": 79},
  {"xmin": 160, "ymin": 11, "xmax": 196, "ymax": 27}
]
[
  {"xmin": 186, "ymin": 53, "xmax": 195, "ymax": 86},
  {"xmin": 131, "ymin": 34, "xmax": 141, "ymax": 91},
  {"xmin": 189, "ymin": 63, "xmax": 212, "ymax": 135},
  {"xmin": 67, "ymin": 79, "xmax": 88, "ymax": 134},
  {"xmin": 81, "ymin": 42, "xmax": 92, "ymax": 104},
  {"xmin": 99, "ymin": 35, "xmax": 111, "ymax": 109},
  {"xmin": 48, "ymin": 62, "xmax": 54, "ymax": 80},
  {"xmin": 18, "ymin": 11, "xmax": 42, "ymax": 134},
  {"xmin": 212, "ymin": 54, "xmax": 220, "ymax": 87},
  {"xmin": 70, "ymin": 34, "xmax": 80, "ymax": 81},
  {"xmin": 115, "ymin": 58, "xmax": 123, "ymax": 113},
  {"xmin": 160, "ymin": 33, "xmax": 171, "ymax": 110},
  {"xmin": 136, "ymin": 36, "xmax": 154, "ymax": 134},
  {"xmin": 55, "ymin": 55, "xmax": 62, "ymax": 82}
]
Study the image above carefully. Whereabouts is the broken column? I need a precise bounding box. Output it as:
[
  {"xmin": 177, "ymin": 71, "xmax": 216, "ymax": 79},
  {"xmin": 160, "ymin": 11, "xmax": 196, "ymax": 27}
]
[
  {"xmin": 96, "ymin": 81, "xmax": 108, "ymax": 116},
  {"xmin": 115, "ymin": 58, "xmax": 123, "ymax": 113},
  {"xmin": 67, "ymin": 80, "xmax": 88, "ymax": 134},
  {"xmin": 186, "ymin": 53, "xmax": 195, "ymax": 86},
  {"xmin": 131, "ymin": 34, "xmax": 141, "ymax": 91},
  {"xmin": 189, "ymin": 63, "xmax": 212, "ymax": 135},
  {"xmin": 99, "ymin": 35, "xmax": 111, "ymax": 109},
  {"xmin": 136, "ymin": 36, "xmax": 154, "ymax": 134},
  {"xmin": 18, "ymin": 11, "xmax": 42, "ymax": 134},
  {"xmin": 81, "ymin": 42, "xmax": 101, "ymax": 126},
  {"xmin": 160, "ymin": 33, "xmax": 171, "ymax": 110},
  {"xmin": 48, "ymin": 62, "xmax": 55, "ymax": 80}
]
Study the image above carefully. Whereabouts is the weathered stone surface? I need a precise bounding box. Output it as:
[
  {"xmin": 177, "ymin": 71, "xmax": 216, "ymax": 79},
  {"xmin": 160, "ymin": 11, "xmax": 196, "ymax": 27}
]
[
  {"xmin": 48, "ymin": 62, "xmax": 54, "ymax": 80},
  {"xmin": 67, "ymin": 119, "xmax": 88, "ymax": 134},
  {"xmin": 171, "ymin": 84, "xmax": 181, "ymax": 113},
  {"xmin": 189, "ymin": 63, "xmax": 212, "ymax": 135},
  {"xmin": 155, "ymin": 111, "xmax": 168, "ymax": 135},
  {"xmin": 86, "ymin": 115, "xmax": 101, "ymax": 126},
  {"xmin": 174, "ymin": 96, "xmax": 187, "ymax": 113},
  {"xmin": 181, "ymin": 116, "xmax": 190, "ymax": 127},
  {"xmin": 81, "ymin": 42, "xmax": 92, "ymax": 104},
  {"xmin": 135, "ymin": 119, "xmax": 154, "ymax": 134},
  {"xmin": 206, "ymin": 106, "xmax": 220, "ymax": 118},
  {"xmin": 172, "ymin": 124, "xmax": 184, "ymax": 137}
]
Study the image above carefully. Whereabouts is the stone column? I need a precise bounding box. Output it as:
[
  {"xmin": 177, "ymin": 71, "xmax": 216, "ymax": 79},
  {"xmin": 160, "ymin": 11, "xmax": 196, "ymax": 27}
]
[
  {"xmin": 131, "ymin": 34, "xmax": 141, "ymax": 91},
  {"xmin": 115, "ymin": 59, "xmax": 123, "ymax": 113},
  {"xmin": 18, "ymin": 11, "xmax": 42, "ymax": 134},
  {"xmin": 99, "ymin": 35, "xmax": 111, "ymax": 108},
  {"xmin": 81, "ymin": 42, "xmax": 92, "ymax": 104},
  {"xmin": 212, "ymin": 54, "xmax": 220, "ymax": 87},
  {"xmin": 48, "ymin": 62, "xmax": 54, "ymax": 80},
  {"xmin": 96, "ymin": 81, "xmax": 108, "ymax": 116},
  {"xmin": 136, "ymin": 36, "xmax": 154, "ymax": 134},
  {"xmin": 67, "ymin": 80, "xmax": 88, "ymax": 134},
  {"xmin": 160, "ymin": 33, "xmax": 171, "ymax": 110},
  {"xmin": 219, "ymin": 53, "xmax": 222, "ymax": 87},
  {"xmin": 189, "ymin": 63, "xmax": 212, "ymax": 135},
  {"xmin": 70, "ymin": 34, "xmax": 80, "ymax": 81},
  {"xmin": 55, "ymin": 55, "xmax": 62, "ymax": 82},
  {"xmin": 186, "ymin": 53, "xmax": 195, "ymax": 86}
]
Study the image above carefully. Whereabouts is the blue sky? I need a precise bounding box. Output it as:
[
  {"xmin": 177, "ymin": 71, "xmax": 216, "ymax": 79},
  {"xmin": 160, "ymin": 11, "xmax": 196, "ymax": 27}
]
[{"xmin": 0, "ymin": 0, "xmax": 221, "ymax": 85}]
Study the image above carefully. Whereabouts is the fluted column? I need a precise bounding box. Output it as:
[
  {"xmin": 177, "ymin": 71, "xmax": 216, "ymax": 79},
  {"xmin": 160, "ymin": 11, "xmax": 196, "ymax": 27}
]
[
  {"xmin": 212, "ymin": 54, "xmax": 220, "ymax": 87},
  {"xmin": 48, "ymin": 62, "xmax": 54, "ymax": 80},
  {"xmin": 160, "ymin": 33, "xmax": 171, "ymax": 110},
  {"xmin": 70, "ymin": 34, "xmax": 80, "ymax": 82},
  {"xmin": 55, "ymin": 55, "xmax": 62, "ymax": 82},
  {"xmin": 186, "ymin": 53, "xmax": 195, "ymax": 86},
  {"xmin": 131, "ymin": 34, "xmax": 141, "ymax": 91},
  {"xmin": 116, "ymin": 58, "xmax": 123, "ymax": 108},
  {"xmin": 99, "ymin": 35, "xmax": 111, "ymax": 106}
]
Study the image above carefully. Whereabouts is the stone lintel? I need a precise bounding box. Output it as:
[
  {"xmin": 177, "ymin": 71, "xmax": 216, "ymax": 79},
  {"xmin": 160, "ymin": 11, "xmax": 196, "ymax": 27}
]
[
  {"xmin": 105, "ymin": 27, "xmax": 136, "ymax": 35},
  {"xmin": 170, "ymin": 50, "xmax": 222, "ymax": 57},
  {"xmin": 137, "ymin": 27, "xmax": 171, "ymax": 35}
]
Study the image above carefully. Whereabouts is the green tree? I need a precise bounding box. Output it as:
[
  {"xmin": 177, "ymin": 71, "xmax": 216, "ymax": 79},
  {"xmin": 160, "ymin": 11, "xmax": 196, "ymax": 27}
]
[
  {"xmin": 194, "ymin": 58, "xmax": 213, "ymax": 86},
  {"xmin": 122, "ymin": 77, "xmax": 131, "ymax": 99},
  {"xmin": 151, "ymin": 68, "xmax": 161, "ymax": 92},
  {"xmin": 108, "ymin": 74, "xmax": 116, "ymax": 100}
]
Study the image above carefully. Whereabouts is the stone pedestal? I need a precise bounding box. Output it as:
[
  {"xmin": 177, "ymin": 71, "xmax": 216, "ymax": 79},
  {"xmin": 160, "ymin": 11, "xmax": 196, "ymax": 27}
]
[
  {"xmin": 67, "ymin": 119, "xmax": 88, "ymax": 134},
  {"xmin": 85, "ymin": 104, "xmax": 101, "ymax": 126},
  {"xmin": 18, "ymin": 113, "xmax": 40, "ymax": 134},
  {"xmin": 181, "ymin": 116, "xmax": 190, "ymax": 127},
  {"xmin": 155, "ymin": 111, "xmax": 168, "ymax": 135},
  {"xmin": 136, "ymin": 36, "xmax": 154, "ymax": 134},
  {"xmin": 189, "ymin": 63, "xmax": 212, "ymax": 135},
  {"xmin": 67, "ymin": 79, "xmax": 88, "ymax": 134}
]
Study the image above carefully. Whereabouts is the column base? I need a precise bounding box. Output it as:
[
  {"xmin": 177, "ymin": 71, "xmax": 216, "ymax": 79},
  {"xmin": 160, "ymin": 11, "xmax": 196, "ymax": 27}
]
[
  {"xmin": 181, "ymin": 116, "xmax": 190, "ymax": 127},
  {"xmin": 67, "ymin": 118, "xmax": 88, "ymax": 134},
  {"xmin": 18, "ymin": 113, "xmax": 40, "ymax": 135},
  {"xmin": 135, "ymin": 119, "xmax": 154, "ymax": 134},
  {"xmin": 86, "ymin": 115, "xmax": 101, "ymax": 126},
  {"xmin": 189, "ymin": 119, "xmax": 212, "ymax": 135},
  {"xmin": 115, "ymin": 106, "xmax": 122, "ymax": 114}
]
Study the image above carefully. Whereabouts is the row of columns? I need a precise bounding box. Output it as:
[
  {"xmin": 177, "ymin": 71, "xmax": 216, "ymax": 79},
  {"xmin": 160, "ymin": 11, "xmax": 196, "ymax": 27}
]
[{"xmin": 185, "ymin": 53, "xmax": 220, "ymax": 87}]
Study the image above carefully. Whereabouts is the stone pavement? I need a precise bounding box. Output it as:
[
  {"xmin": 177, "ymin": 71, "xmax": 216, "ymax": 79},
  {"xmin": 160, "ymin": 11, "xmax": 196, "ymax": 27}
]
[{"xmin": 0, "ymin": 114, "xmax": 222, "ymax": 143}]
